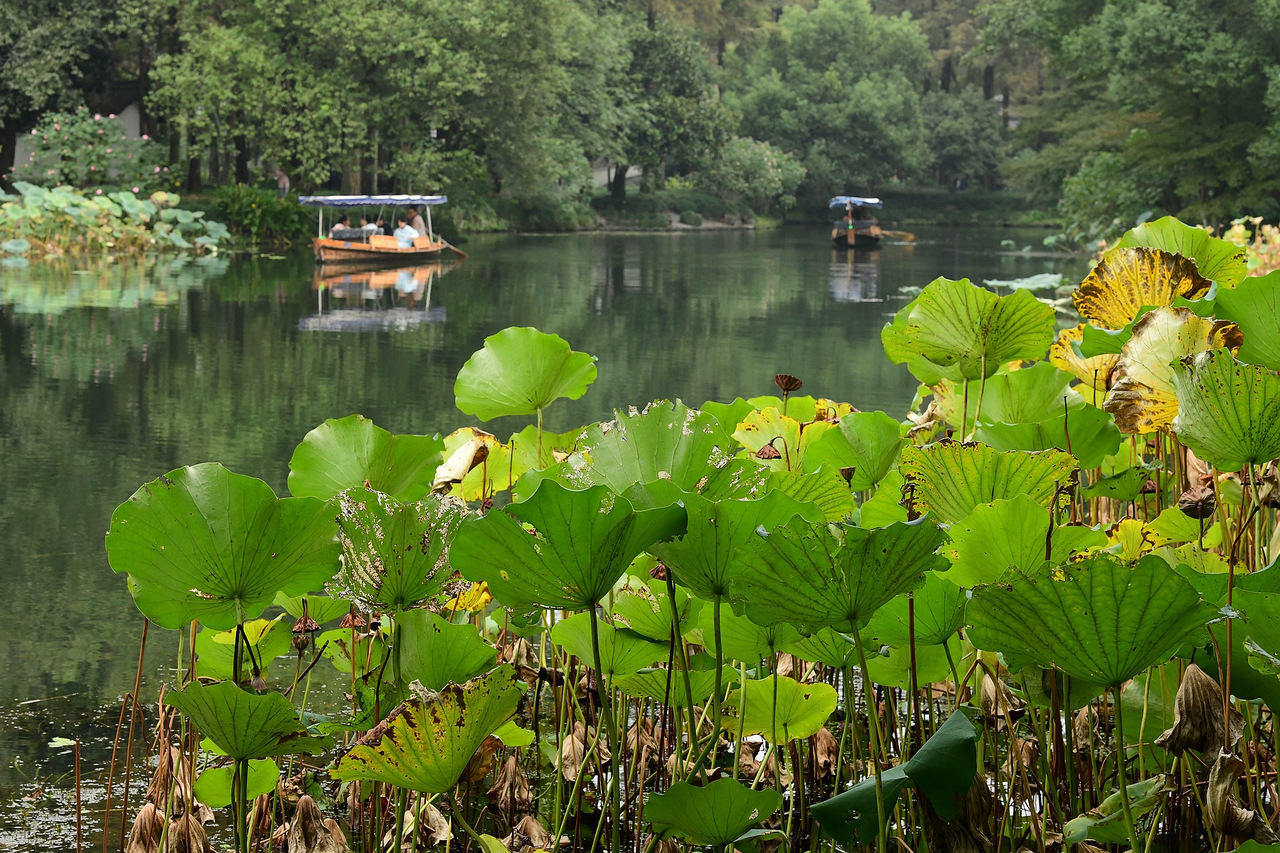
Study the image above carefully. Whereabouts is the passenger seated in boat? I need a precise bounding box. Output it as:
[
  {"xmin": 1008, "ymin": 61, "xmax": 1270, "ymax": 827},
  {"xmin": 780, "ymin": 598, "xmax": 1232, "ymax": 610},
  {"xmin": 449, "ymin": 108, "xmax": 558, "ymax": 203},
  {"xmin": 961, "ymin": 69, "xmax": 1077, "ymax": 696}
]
[
  {"xmin": 393, "ymin": 217, "xmax": 420, "ymax": 248},
  {"xmin": 328, "ymin": 215, "xmax": 352, "ymax": 237},
  {"xmin": 359, "ymin": 215, "xmax": 383, "ymax": 235}
]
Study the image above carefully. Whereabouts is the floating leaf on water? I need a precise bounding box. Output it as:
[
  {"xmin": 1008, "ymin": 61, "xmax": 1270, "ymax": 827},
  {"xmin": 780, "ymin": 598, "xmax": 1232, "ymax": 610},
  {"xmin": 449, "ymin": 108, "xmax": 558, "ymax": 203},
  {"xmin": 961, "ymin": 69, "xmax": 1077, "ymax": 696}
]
[
  {"xmin": 453, "ymin": 327, "xmax": 596, "ymax": 420},
  {"xmin": 106, "ymin": 463, "xmax": 339, "ymax": 630},
  {"xmin": 1073, "ymin": 246, "xmax": 1213, "ymax": 330},
  {"xmin": 645, "ymin": 778, "xmax": 782, "ymax": 847},
  {"xmin": 982, "ymin": 272, "xmax": 1064, "ymax": 291},
  {"xmin": 1, "ymin": 238, "xmax": 30, "ymax": 255}
]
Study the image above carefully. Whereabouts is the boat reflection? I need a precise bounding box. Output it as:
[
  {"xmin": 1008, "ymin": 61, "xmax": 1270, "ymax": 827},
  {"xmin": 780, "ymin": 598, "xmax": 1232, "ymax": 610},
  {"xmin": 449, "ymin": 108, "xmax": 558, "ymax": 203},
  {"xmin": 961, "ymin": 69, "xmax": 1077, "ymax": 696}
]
[
  {"xmin": 301, "ymin": 262, "xmax": 449, "ymax": 331},
  {"xmin": 828, "ymin": 248, "xmax": 882, "ymax": 303}
]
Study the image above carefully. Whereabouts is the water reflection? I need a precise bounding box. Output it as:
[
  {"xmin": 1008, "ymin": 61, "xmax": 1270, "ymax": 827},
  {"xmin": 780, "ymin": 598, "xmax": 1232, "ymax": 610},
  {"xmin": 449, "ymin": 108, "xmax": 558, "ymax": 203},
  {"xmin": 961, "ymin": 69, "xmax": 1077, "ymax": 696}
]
[
  {"xmin": 0, "ymin": 255, "xmax": 230, "ymax": 315},
  {"xmin": 302, "ymin": 262, "xmax": 450, "ymax": 331},
  {"xmin": 827, "ymin": 248, "xmax": 883, "ymax": 302}
]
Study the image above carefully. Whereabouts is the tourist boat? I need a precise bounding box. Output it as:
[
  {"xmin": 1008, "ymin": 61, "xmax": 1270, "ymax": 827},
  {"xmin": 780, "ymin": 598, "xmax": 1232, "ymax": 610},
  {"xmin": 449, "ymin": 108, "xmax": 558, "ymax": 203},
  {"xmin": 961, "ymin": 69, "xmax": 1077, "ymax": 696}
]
[
  {"xmin": 830, "ymin": 196, "xmax": 884, "ymax": 249},
  {"xmin": 298, "ymin": 194, "xmax": 455, "ymax": 264}
]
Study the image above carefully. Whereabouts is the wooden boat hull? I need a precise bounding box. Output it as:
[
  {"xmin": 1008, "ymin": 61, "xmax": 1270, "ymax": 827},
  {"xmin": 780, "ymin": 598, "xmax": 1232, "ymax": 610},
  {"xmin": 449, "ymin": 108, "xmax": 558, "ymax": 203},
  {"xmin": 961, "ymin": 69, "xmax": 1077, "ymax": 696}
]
[
  {"xmin": 313, "ymin": 237, "xmax": 447, "ymax": 264},
  {"xmin": 831, "ymin": 224, "xmax": 882, "ymax": 249}
]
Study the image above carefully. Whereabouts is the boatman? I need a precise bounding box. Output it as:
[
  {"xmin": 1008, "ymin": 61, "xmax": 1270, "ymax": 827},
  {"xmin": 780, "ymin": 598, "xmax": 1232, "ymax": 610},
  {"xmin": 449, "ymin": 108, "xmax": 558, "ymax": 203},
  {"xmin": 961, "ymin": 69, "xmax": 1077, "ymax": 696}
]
[
  {"xmin": 393, "ymin": 216, "xmax": 420, "ymax": 247},
  {"xmin": 406, "ymin": 205, "xmax": 428, "ymax": 239}
]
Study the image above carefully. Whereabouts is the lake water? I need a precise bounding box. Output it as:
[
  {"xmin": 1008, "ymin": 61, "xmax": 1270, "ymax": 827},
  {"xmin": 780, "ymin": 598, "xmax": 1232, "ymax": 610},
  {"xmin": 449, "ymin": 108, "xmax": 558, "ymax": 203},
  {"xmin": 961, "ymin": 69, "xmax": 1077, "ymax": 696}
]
[{"xmin": 0, "ymin": 226, "xmax": 1088, "ymax": 849}]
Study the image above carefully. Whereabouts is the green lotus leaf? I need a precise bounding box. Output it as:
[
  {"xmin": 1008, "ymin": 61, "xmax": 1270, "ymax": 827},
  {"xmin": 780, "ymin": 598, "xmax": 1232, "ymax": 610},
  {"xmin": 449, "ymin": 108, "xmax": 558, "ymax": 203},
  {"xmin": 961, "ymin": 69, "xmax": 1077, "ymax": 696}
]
[
  {"xmin": 616, "ymin": 666, "xmax": 734, "ymax": 708},
  {"xmin": 941, "ymin": 496, "xmax": 1107, "ymax": 587},
  {"xmin": 934, "ymin": 363, "xmax": 1076, "ymax": 428},
  {"xmin": 1233, "ymin": 590, "xmax": 1280, "ymax": 665},
  {"xmin": 700, "ymin": 397, "xmax": 757, "ymax": 436},
  {"xmin": 1170, "ymin": 350, "xmax": 1280, "ymax": 471},
  {"xmin": 781, "ymin": 627, "xmax": 859, "ymax": 668},
  {"xmin": 883, "ymin": 277, "xmax": 1056, "ymax": 382},
  {"xmin": 1, "ymin": 238, "xmax": 30, "ymax": 255},
  {"xmin": 863, "ymin": 572, "xmax": 966, "ymax": 646},
  {"xmin": 865, "ymin": 635, "xmax": 963, "ymax": 688},
  {"xmin": 550, "ymin": 611, "xmax": 666, "ymax": 677},
  {"xmin": 1063, "ymin": 775, "xmax": 1167, "ymax": 845},
  {"xmin": 645, "ymin": 778, "xmax": 782, "ymax": 846},
  {"xmin": 165, "ymin": 681, "xmax": 330, "ymax": 760},
  {"xmin": 801, "ymin": 411, "xmax": 905, "ymax": 490},
  {"xmin": 649, "ymin": 491, "xmax": 823, "ymax": 600},
  {"xmin": 318, "ymin": 627, "xmax": 387, "ymax": 676},
  {"xmin": 723, "ymin": 675, "xmax": 838, "ymax": 744},
  {"xmin": 699, "ymin": 606, "xmax": 802, "ymax": 663},
  {"xmin": 1103, "ymin": 307, "xmax": 1242, "ymax": 434},
  {"xmin": 609, "ymin": 580, "xmax": 703, "ymax": 641},
  {"xmin": 453, "ymin": 327, "xmax": 596, "ymax": 420},
  {"xmin": 451, "ymin": 479, "xmax": 686, "ymax": 612},
  {"xmin": 397, "ymin": 609, "xmax": 496, "ymax": 691},
  {"xmin": 976, "ymin": 405, "xmax": 1121, "ymax": 469},
  {"xmin": 857, "ymin": 469, "xmax": 908, "ymax": 528},
  {"xmin": 1080, "ymin": 463, "xmax": 1163, "ymax": 501},
  {"xmin": 812, "ymin": 710, "xmax": 977, "ymax": 845},
  {"xmin": 898, "ymin": 441, "xmax": 1078, "ymax": 525},
  {"xmin": 541, "ymin": 401, "xmax": 765, "ymax": 501},
  {"xmin": 194, "ymin": 617, "xmax": 293, "ymax": 682},
  {"xmin": 733, "ymin": 516, "xmax": 949, "ymax": 633},
  {"xmin": 106, "ymin": 463, "xmax": 340, "ymax": 630},
  {"xmin": 966, "ymin": 554, "xmax": 1213, "ymax": 685},
  {"xmin": 1214, "ymin": 270, "xmax": 1280, "ymax": 370},
  {"xmin": 331, "ymin": 489, "xmax": 468, "ymax": 612},
  {"xmin": 1113, "ymin": 215, "xmax": 1248, "ymax": 289},
  {"xmin": 1073, "ymin": 246, "xmax": 1215, "ymax": 331},
  {"xmin": 330, "ymin": 666, "xmax": 522, "ymax": 793},
  {"xmin": 287, "ymin": 415, "xmax": 445, "ymax": 502},
  {"xmin": 272, "ymin": 592, "xmax": 354, "ymax": 626},
  {"xmin": 193, "ymin": 758, "xmax": 279, "ymax": 809},
  {"xmin": 768, "ymin": 467, "xmax": 854, "ymax": 522}
]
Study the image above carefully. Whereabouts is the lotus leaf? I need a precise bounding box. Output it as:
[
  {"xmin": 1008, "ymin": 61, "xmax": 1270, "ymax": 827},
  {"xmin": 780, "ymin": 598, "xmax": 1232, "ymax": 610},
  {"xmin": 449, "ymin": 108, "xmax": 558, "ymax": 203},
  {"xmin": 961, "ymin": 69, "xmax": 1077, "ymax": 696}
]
[
  {"xmin": 899, "ymin": 441, "xmax": 1078, "ymax": 524},
  {"xmin": 330, "ymin": 666, "xmax": 522, "ymax": 793},
  {"xmin": 287, "ymin": 415, "xmax": 445, "ymax": 501},
  {"xmin": 453, "ymin": 327, "xmax": 596, "ymax": 420},
  {"xmin": 165, "ymin": 681, "xmax": 330, "ymax": 760},
  {"xmin": 1081, "ymin": 463, "xmax": 1163, "ymax": 501},
  {"xmin": 1073, "ymin": 246, "xmax": 1214, "ymax": 331},
  {"xmin": 767, "ymin": 467, "xmax": 854, "ymax": 521},
  {"xmin": 966, "ymin": 554, "xmax": 1213, "ymax": 685},
  {"xmin": 857, "ymin": 469, "xmax": 909, "ymax": 527},
  {"xmin": 733, "ymin": 516, "xmax": 949, "ymax": 633},
  {"xmin": 645, "ymin": 778, "xmax": 782, "ymax": 846},
  {"xmin": 331, "ymin": 489, "xmax": 468, "ymax": 612},
  {"xmin": 699, "ymin": 606, "xmax": 801, "ymax": 662},
  {"xmin": 436, "ymin": 426, "xmax": 509, "ymax": 501},
  {"xmin": 1170, "ymin": 350, "xmax": 1280, "ymax": 472},
  {"xmin": 1063, "ymin": 775, "xmax": 1168, "ymax": 844},
  {"xmin": 319, "ymin": 627, "xmax": 387, "ymax": 676},
  {"xmin": 273, "ymin": 592, "xmax": 353, "ymax": 626},
  {"xmin": 865, "ymin": 636, "xmax": 963, "ymax": 688},
  {"xmin": 610, "ymin": 580, "xmax": 702, "ymax": 641},
  {"xmin": 1214, "ymin": 270, "xmax": 1280, "ymax": 370},
  {"xmin": 700, "ymin": 397, "xmax": 757, "ymax": 436},
  {"xmin": 932, "ymin": 363, "xmax": 1071, "ymax": 427},
  {"xmin": 801, "ymin": 410, "xmax": 905, "ymax": 490},
  {"xmin": 1104, "ymin": 307, "xmax": 1242, "ymax": 434},
  {"xmin": 723, "ymin": 675, "xmax": 838, "ymax": 743},
  {"xmin": 106, "ymin": 463, "xmax": 340, "ymax": 630},
  {"xmin": 397, "ymin": 610, "xmax": 497, "ymax": 691},
  {"xmin": 883, "ymin": 277, "xmax": 1056, "ymax": 382},
  {"xmin": 193, "ymin": 758, "xmax": 279, "ymax": 809},
  {"xmin": 543, "ymin": 401, "xmax": 765, "ymax": 501},
  {"xmin": 942, "ymin": 496, "xmax": 1107, "ymax": 587},
  {"xmin": 811, "ymin": 710, "xmax": 977, "ymax": 845},
  {"xmin": 450, "ymin": 479, "xmax": 686, "ymax": 612},
  {"xmin": 1113, "ymin": 215, "xmax": 1248, "ymax": 289},
  {"xmin": 863, "ymin": 572, "xmax": 966, "ymax": 646},
  {"xmin": 1233, "ymin": 590, "xmax": 1280, "ymax": 665},
  {"xmin": 194, "ymin": 617, "xmax": 293, "ymax": 682},
  {"xmin": 1, "ymin": 238, "xmax": 30, "ymax": 255},
  {"xmin": 616, "ymin": 666, "xmax": 732, "ymax": 707},
  {"xmin": 976, "ymin": 405, "xmax": 1121, "ymax": 469},
  {"xmin": 781, "ymin": 627, "xmax": 859, "ymax": 668},
  {"xmin": 649, "ymin": 491, "xmax": 822, "ymax": 600},
  {"xmin": 732, "ymin": 407, "xmax": 832, "ymax": 470},
  {"xmin": 550, "ymin": 611, "xmax": 666, "ymax": 677}
]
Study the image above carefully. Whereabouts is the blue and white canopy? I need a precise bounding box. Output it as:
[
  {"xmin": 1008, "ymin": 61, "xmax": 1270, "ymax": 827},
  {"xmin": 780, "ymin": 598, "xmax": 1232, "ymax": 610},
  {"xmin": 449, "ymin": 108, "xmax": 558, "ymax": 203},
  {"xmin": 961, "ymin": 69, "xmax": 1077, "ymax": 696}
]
[
  {"xmin": 298, "ymin": 194, "xmax": 448, "ymax": 207},
  {"xmin": 829, "ymin": 196, "xmax": 882, "ymax": 208}
]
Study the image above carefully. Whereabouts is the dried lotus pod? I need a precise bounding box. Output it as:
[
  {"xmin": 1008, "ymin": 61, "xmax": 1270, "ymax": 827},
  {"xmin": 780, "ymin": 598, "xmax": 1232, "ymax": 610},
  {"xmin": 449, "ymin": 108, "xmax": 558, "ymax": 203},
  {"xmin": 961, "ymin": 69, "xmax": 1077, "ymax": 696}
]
[
  {"xmin": 774, "ymin": 373, "xmax": 803, "ymax": 394},
  {"xmin": 1177, "ymin": 486, "xmax": 1216, "ymax": 520}
]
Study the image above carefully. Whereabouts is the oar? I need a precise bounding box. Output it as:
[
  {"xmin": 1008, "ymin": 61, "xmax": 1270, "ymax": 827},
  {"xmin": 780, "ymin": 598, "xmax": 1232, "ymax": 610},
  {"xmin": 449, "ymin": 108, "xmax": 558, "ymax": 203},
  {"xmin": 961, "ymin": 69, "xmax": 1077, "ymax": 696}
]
[
  {"xmin": 881, "ymin": 229, "xmax": 916, "ymax": 242},
  {"xmin": 441, "ymin": 239, "xmax": 469, "ymax": 259}
]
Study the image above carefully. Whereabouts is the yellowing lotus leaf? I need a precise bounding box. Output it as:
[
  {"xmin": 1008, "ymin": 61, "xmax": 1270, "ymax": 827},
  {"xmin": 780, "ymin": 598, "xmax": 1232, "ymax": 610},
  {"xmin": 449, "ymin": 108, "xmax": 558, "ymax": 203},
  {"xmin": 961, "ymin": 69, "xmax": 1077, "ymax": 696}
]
[
  {"xmin": 1048, "ymin": 324, "xmax": 1119, "ymax": 398},
  {"xmin": 444, "ymin": 581, "xmax": 493, "ymax": 613},
  {"xmin": 1106, "ymin": 518, "xmax": 1155, "ymax": 561},
  {"xmin": 1073, "ymin": 247, "xmax": 1213, "ymax": 330},
  {"xmin": 733, "ymin": 407, "xmax": 833, "ymax": 471},
  {"xmin": 1103, "ymin": 307, "xmax": 1242, "ymax": 434},
  {"xmin": 899, "ymin": 441, "xmax": 1078, "ymax": 524}
]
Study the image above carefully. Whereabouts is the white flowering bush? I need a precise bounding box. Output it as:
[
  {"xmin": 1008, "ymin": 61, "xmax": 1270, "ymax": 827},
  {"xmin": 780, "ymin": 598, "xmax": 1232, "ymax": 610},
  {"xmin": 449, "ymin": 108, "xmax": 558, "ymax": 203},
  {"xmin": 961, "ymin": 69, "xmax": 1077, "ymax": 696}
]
[{"xmin": 696, "ymin": 136, "xmax": 806, "ymax": 214}]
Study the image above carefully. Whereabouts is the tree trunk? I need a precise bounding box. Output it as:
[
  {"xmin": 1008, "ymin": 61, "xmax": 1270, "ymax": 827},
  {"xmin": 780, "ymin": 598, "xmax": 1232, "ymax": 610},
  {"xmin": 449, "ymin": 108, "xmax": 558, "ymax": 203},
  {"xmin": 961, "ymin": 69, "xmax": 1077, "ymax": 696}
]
[
  {"xmin": 207, "ymin": 138, "xmax": 221, "ymax": 185},
  {"xmin": 610, "ymin": 163, "xmax": 628, "ymax": 201},
  {"xmin": 234, "ymin": 135, "xmax": 249, "ymax": 185},
  {"xmin": 186, "ymin": 154, "xmax": 202, "ymax": 193},
  {"xmin": 0, "ymin": 123, "xmax": 16, "ymax": 192}
]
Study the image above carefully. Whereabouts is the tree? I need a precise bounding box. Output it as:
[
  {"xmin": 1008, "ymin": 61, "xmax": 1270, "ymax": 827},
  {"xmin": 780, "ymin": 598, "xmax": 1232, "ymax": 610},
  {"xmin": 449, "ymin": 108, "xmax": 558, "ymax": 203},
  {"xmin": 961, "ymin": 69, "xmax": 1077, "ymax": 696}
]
[{"xmin": 920, "ymin": 87, "xmax": 1003, "ymax": 195}]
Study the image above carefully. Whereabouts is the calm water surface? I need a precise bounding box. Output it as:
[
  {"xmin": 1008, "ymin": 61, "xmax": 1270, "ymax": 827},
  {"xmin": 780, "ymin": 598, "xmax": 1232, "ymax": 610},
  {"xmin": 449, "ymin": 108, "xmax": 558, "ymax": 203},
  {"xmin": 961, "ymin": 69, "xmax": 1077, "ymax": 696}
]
[{"xmin": 0, "ymin": 226, "xmax": 1087, "ymax": 848}]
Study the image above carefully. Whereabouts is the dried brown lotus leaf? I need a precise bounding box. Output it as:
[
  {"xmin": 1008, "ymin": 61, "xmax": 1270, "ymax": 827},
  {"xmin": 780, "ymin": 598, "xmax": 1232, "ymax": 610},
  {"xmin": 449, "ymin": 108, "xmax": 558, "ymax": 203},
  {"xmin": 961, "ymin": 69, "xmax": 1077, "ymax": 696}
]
[
  {"xmin": 809, "ymin": 726, "xmax": 839, "ymax": 778},
  {"xmin": 925, "ymin": 773, "xmax": 996, "ymax": 853},
  {"xmin": 1207, "ymin": 750, "xmax": 1280, "ymax": 843},
  {"xmin": 165, "ymin": 814, "xmax": 213, "ymax": 853},
  {"xmin": 416, "ymin": 803, "xmax": 451, "ymax": 847},
  {"xmin": 1048, "ymin": 324, "xmax": 1119, "ymax": 395},
  {"xmin": 1104, "ymin": 307, "xmax": 1242, "ymax": 435},
  {"xmin": 462, "ymin": 735, "xmax": 503, "ymax": 784},
  {"xmin": 1073, "ymin": 246, "xmax": 1213, "ymax": 330},
  {"xmin": 1155, "ymin": 663, "xmax": 1243, "ymax": 756},
  {"xmin": 288, "ymin": 794, "xmax": 350, "ymax": 853},
  {"xmin": 125, "ymin": 802, "xmax": 165, "ymax": 853},
  {"xmin": 980, "ymin": 672, "xmax": 1025, "ymax": 729},
  {"xmin": 487, "ymin": 754, "xmax": 532, "ymax": 816}
]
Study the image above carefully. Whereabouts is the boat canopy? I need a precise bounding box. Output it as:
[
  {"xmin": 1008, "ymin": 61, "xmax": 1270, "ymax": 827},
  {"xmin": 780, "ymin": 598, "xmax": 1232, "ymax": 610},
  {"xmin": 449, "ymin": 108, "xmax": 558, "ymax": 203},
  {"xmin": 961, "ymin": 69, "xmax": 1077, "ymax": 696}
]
[
  {"xmin": 829, "ymin": 196, "xmax": 882, "ymax": 208},
  {"xmin": 298, "ymin": 194, "xmax": 448, "ymax": 207}
]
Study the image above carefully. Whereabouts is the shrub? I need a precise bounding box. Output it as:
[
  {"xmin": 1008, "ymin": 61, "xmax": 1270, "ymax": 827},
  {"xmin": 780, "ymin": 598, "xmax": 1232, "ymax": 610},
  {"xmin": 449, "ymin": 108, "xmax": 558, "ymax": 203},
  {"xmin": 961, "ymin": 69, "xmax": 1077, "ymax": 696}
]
[
  {"xmin": 679, "ymin": 209, "xmax": 704, "ymax": 226},
  {"xmin": 10, "ymin": 107, "xmax": 171, "ymax": 192},
  {"xmin": 638, "ymin": 212, "xmax": 669, "ymax": 228},
  {"xmin": 695, "ymin": 137, "xmax": 806, "ymax": 215},
  {"xmin": 213, "ymin": 184, "xmax": 313, "ymax": 245}
]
